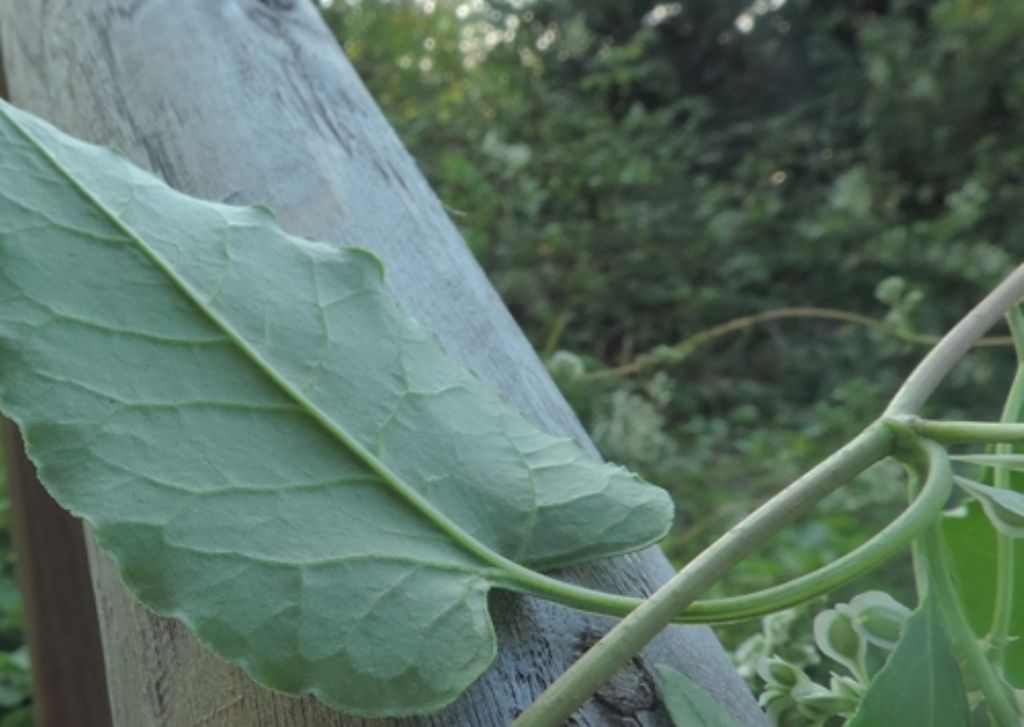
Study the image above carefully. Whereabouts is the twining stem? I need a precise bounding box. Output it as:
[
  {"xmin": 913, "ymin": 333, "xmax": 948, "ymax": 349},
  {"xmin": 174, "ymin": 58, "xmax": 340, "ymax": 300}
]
[
  {"xmin": 673, "ymin": 441, "xmax": 951, "ymax": 623},
  {"xmin": 513, "ymin": 266, "xmax": 1024, "ymax": 727},
  {"xmin": 541, "ymin": 310, "xmax": 571, "ymax": 358},
  {"xmin": 582, "ymin": 306, "xmax": 1014, "ymax": 382},
  {"xmin": 511, "ymin": 423, "xmax": 893, "ymax": 726},
  {"xmin": 910, "ymin": 442, "xmax": 1020, "ymax": 726},
  {"xmin": 499, "ymin": 441, "xmax": 950, "ymax": 624},
  {"xmin": 886, "ymin": 264, "xmax": 1024, "ymax": 415},
  {"xmin": 989, "ymin": 305, "xmax": 1024, "ymax": 667}
]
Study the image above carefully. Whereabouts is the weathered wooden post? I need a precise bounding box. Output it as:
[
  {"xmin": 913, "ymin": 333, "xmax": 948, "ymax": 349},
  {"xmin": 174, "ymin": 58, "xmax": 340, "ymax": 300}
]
[{"xmin": 0, "ymin": 1, "xmax": 764, "ymax": 724}]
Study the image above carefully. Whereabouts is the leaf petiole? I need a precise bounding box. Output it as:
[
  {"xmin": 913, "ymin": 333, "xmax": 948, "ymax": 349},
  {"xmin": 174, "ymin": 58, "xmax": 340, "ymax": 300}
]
[
  {"xmin": 907, "ymin": 419, "xmax": 1024, "ymax": 444},
  {"xmin": 495, "ymin": 435, "xmax": 950, "ymax": 625}
]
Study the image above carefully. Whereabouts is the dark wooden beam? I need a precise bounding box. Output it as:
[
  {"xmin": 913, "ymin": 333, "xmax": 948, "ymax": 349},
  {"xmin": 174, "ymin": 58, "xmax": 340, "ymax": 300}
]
[
  {"xmin": 1, "ymin": 42, "xmax": 111, "ymax": 727},
  {"xmin": 2, "ymin": 423, "xmax": 112, "ymax": 727}
]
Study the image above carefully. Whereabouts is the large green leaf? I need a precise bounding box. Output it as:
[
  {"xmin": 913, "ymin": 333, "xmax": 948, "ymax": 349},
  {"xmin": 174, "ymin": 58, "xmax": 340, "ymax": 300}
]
[
  {"xmin": 847, "ymin": 595, "xmax": 970, "ymax": 727},
  {"xmin": 943, "ymin": 502, "xmax": 1024, "ymax": 687},
  {"xmin": 944, "ymin": 347, "xmax": 1024, "ymax": 687},
  {"xmin": 0, "ymin": 99, "xmax": 673, "ymax": 716}
]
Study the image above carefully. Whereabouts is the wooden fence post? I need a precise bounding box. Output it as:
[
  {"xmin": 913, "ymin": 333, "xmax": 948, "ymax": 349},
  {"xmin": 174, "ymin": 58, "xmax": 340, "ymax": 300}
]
[{"xmin": 0, "ymin": 1, "xmax": 764, "ymax": 724}]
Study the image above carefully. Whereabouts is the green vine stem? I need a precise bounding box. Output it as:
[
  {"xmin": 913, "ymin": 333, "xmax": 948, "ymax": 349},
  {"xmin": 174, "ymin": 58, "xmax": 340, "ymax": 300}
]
[
  {"xmin": 988, "ymin": 305, "xmax": 1024, "ymax": 668},
  {"xmin": 909, "ymin": 419, "xmax": 1024, "ymax": 444},
  {"xmin": 908, "ymin": 440, "xmax": 1020, "ymax": 726},
  {"xmin": 582, "ymin": 306, "xmax": 1013, "ymax": 382},
  {"xmin": 512, "ymin": 265, "xmax": 1024, "ymax": 727},
  {"xmin": 671, "ymin": 439, "xmax": 952, "ymax": 623},
  {"xmin": 1009, "ymin": 304, "xmax": 1024, "ymax": 363},
  {"xmin": 886, "ymin": 265, "xmax": 1024, "ymax": 415}
]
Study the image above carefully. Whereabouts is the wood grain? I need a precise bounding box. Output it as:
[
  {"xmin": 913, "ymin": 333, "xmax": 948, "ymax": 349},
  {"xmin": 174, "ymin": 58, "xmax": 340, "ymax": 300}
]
[{"xmin": 0, "ymin": 1, "xmax": 765, "ymax": 724}]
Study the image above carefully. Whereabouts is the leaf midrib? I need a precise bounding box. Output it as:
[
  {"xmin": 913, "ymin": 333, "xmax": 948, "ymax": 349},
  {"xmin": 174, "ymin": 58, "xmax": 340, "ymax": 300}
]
[{"xmin": 2, "ymin": 106, "xmax": 521, "ymax": 577}]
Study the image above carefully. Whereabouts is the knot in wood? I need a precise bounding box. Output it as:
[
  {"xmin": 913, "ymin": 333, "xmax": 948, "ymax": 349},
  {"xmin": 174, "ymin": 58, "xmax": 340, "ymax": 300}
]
[{"xmin": 257, "ymin": 0, "xmax": 295, "ymax": 10}]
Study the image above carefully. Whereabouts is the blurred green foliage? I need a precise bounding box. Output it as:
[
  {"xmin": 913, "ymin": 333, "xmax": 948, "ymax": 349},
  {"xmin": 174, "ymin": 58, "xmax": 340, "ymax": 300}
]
[
  {"xmin": 322, "ymin": 0, "xmax": 1022, "ymax": 656},
  {"xmin": 0, "ymin": 449, "xmax": 31, "ymax": 726}
]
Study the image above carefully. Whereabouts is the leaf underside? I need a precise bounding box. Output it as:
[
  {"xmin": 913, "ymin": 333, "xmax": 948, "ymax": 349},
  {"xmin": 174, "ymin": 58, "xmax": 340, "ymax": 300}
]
[{"xmin": 0, "ymin": 100, "xmax": 673, "ymax": 716}]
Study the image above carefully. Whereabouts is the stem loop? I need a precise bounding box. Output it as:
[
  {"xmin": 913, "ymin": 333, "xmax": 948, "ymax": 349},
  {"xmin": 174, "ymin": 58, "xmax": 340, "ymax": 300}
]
[
  {"xmin": 511, "ymin": 424, "xmax": 892, "ymax": 726},
  {"xmin": 513, "ymin": 267, "xmax": 1024, "ymax": 726}
]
